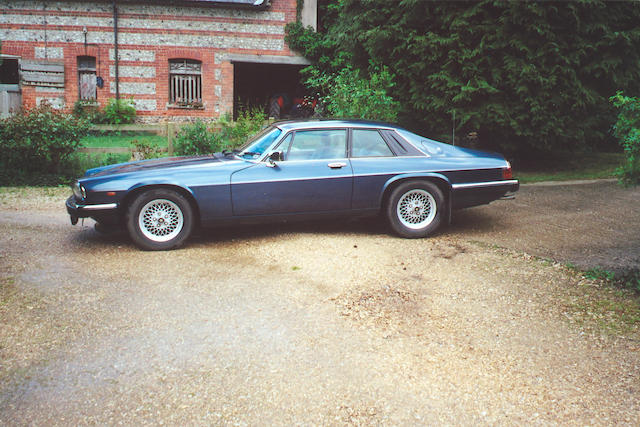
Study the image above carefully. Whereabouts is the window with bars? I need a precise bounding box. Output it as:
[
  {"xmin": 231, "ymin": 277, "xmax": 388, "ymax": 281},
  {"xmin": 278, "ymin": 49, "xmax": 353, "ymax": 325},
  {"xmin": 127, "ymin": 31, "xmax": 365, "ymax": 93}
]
[
  {"xmin": 78, "ymin": 56, "xmax": 96, "ymax": 101},
  {"xmin": 169, "ymin": 59, "xmax": 202, "ymax": 108}
]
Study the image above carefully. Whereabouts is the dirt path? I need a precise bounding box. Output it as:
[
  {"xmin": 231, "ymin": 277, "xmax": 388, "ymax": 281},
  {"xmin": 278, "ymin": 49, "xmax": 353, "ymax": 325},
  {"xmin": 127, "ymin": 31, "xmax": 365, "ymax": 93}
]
[{"xmin": 0, "ymin": 184, "xmax": 639, "ymax": 425}]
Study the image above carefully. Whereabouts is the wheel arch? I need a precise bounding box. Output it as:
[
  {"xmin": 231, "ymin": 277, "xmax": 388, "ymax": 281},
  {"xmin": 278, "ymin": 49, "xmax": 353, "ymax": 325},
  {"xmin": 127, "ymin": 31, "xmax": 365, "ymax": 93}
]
[
  {"xmin": 380, "ymin": 173, "xmax": 452, "ymax": 223},
  {"xmin": 122, "ymin": 183, "xmax": 201, "ymax": 227}
]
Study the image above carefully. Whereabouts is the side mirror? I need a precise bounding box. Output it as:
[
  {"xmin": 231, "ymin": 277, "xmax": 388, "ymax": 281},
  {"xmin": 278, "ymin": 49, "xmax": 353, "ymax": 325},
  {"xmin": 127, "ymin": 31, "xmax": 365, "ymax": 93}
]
[
  {"xmin": 265, "ymin": 150, "xmax": 283, "ymax": 168},
  {"xmin": 269, "ymin": 151, "xmax": 284, "ymax": 162}
]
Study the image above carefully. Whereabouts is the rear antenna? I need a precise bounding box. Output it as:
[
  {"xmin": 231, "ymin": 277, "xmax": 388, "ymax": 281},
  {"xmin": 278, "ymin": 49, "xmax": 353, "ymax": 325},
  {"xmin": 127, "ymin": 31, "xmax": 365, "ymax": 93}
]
[{"xmin": 452, "ymin": 110, "xmax": 456, "ymax": 146}]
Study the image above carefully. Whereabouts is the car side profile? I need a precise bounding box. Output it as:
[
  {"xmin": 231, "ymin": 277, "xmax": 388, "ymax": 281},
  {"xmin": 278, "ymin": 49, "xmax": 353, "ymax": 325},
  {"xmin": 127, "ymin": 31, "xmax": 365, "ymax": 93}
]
[{"xmin": 66, "ymin": 119, "xmax": 519, "ymax": 250}]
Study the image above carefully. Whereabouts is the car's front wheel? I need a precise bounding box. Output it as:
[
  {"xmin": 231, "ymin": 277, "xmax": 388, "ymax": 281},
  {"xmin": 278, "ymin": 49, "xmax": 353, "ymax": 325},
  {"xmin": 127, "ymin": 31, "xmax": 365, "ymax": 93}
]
[
  {"xmin": 126, "ymin": 189, "xmax": 194, "ymax": 250},
  {"xmin": 386, "ymin": 180, "xmax": 445, "ymax": 238}
]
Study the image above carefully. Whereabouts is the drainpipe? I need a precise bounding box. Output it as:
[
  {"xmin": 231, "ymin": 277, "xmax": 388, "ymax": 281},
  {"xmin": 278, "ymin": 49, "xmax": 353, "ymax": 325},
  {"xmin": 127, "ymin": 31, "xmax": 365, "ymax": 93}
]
[{"xmin": 113, "ymin": 0, "xmax": 120, "ymax": 101}]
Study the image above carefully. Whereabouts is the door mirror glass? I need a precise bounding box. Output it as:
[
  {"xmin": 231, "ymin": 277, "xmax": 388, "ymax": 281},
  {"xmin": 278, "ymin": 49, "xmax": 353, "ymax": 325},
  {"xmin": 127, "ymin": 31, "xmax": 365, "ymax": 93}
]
[
  {"xmin": 269, "ymin": 151, "xmax": 284, "ymax": 162},
  {"xmin": 265, "ymin": 150, "xmax": 283, "ymax": 168}
]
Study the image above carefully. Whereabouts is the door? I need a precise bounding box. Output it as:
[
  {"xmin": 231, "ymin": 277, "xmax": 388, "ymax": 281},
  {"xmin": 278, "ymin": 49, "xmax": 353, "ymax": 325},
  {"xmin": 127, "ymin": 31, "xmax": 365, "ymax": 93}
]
[{"xmin": 231, "ymin": 129, "xmax": 352, "ymax": 215}]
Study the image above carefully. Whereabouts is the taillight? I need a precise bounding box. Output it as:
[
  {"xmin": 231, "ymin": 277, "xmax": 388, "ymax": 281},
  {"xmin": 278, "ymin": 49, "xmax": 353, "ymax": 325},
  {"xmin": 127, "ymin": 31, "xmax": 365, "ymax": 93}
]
[{"xmin": 502, "ymin": 162, "xmax": 513, "ymax": 180}]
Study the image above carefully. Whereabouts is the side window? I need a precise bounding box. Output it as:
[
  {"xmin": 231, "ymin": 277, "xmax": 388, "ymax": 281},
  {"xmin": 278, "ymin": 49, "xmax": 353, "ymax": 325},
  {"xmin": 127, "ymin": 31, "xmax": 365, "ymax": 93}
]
[
  {"xmin": 287, "ymin": 130, "xmax": 346, "ymax": 161},
  {"xmin": 352, "ymin": 129, "xmax": 394, "ymax": 157}
]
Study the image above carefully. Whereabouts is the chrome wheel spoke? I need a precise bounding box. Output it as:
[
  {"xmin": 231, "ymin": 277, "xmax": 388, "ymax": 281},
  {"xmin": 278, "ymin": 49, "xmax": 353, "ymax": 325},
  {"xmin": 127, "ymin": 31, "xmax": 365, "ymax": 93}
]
[
  {"xmin": 138, "ymin": 199, "xmax": 184, "ymax": 242},
  {"xmin": 396, "ymin": 189, "xmax": 436, "ymax": 229}
]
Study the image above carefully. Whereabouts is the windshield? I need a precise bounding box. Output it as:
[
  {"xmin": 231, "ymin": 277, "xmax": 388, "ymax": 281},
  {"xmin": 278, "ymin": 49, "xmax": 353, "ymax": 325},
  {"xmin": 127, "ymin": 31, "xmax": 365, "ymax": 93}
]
[{"xmin": 236, "ymin": 126, "xmax": 282, "ymax": 159}]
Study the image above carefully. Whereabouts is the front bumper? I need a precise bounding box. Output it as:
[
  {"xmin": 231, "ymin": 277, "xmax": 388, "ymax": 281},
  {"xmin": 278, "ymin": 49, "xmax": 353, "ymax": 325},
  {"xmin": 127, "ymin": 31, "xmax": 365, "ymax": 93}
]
[{"xmin": 66, "ymin": 196, "xmax": 119, "ymax": 225}]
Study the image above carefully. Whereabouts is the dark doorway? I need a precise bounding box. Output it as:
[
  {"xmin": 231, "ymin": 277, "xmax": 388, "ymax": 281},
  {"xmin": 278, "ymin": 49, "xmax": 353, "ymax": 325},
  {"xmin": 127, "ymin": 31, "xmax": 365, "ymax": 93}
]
[{"xmin": 233, "ymin": 62, "xmax": 306, "ymax": 119}]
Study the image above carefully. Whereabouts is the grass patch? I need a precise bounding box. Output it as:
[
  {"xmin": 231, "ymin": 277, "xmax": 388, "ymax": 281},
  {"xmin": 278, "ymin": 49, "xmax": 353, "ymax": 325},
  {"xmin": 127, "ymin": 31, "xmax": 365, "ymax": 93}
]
[
  {"xmin": 563, "ymin": 265, "xmax": 640, "ymax": 335},
  {"xmin": 470, "ymin": 242, "xmax": 640, "ymax": 336},
  {"xmin": 567, "ymin": 284, "xmax": 640, "ymax": 335},
  {"xmin": 80, "ymin": 132, "xmax": 167, "ymax": 148},
  {"xmin": 515, "ymin": 151, "xmax": 623, "ymax": 183},
  {"xmin": 0, "ymin": 276, "xmax": 17, "ymax": 306}
]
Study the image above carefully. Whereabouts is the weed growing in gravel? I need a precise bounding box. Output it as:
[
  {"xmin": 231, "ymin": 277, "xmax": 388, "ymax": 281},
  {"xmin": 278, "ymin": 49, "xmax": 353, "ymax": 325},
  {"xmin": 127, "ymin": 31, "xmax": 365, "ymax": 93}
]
[
  {"xmin": 568, "ymin": 287, "xmax": 640, "ymax": 336},
  {"xmin": 584, "ymin": 267, "xmax": 616, "ymax": 282},
  {"xmin": 0, "ymin": 277, "xmax": 17, "ymax": 306},
  {"xmin": 581, "ymin": 268, "xmax": 640, "ymax": 294},
  {"xmin": 468, "ymin": 241, "xmax": 640, "ymax": 336}
]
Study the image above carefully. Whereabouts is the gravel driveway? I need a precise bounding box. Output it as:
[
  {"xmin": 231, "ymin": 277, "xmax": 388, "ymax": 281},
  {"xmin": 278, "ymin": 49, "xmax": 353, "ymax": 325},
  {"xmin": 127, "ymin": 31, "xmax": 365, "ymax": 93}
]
[{"xmin": 1, "ymin": 182, "xmax": 639, "ymax": 425}]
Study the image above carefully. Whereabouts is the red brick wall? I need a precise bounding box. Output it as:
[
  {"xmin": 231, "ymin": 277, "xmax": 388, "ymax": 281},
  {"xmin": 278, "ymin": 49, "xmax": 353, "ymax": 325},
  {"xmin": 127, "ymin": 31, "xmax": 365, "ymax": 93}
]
[{"xmin": 0, "ymin": 0, "xmax": 300, "ymax": 120}]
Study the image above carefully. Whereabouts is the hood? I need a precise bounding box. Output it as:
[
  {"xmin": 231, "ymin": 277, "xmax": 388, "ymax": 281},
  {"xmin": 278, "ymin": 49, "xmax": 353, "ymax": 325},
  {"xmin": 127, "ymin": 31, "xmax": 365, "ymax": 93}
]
[{"xmin": 84, "ymin": 153, "xmax": 231, "ymax": 178}]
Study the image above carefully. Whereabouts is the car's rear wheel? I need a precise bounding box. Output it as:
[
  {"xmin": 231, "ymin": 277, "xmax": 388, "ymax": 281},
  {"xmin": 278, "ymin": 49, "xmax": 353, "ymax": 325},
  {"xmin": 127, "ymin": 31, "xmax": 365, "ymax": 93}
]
[
  {"xmin": 387, "ymin": 180, "xmax": 445, "ymax": 238},
  {"xmin": 126, "ymin": 189, "xmax": 193, "ymax": 250}
]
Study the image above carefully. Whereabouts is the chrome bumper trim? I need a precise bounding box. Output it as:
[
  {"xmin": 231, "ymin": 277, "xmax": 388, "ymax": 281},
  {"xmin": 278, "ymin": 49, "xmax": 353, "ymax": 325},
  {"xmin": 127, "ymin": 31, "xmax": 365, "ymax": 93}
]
[
  {"xmin": 76, "ymin": 203, "xmax": 118, "ymax": 210},
  {"xmin": 452, "ymin": 179, "xmax": 519, "ymax": 190}
]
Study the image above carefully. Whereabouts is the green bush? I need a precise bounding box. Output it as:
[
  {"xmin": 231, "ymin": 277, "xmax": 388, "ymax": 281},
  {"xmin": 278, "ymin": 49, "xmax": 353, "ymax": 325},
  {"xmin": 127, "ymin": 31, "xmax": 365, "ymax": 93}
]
[
  {"xmin": 308, "ymin": 66, "xmax": 399, "ymax": 122},
  {"xmin": 63, "ymin": 152, "xmax": 130, "ymax": 179},
  {"xmin": 174, "ymin": 109, "xmax": 268, "ymax": 156},
  {"xmin": 130, "ymin": 138, "xmax": 162, "ymax": 160},
  {"xmin": 0, "ymin": 103, "xmax": 89, "ymax": 183},
  {"xmin": 219, "ymin": 109, "xmax": 267, "ymax": 147},
  {"xmin": 610, "ymin": 92, "xmax": 640, "ymax": 186},
  {"xmin": 102, "ymin": 98, "xmax": 136, "ymax": 124},
  {"xmin": 72, "ymin": 100, "xmax": 103, "ymax": 123},
  {"xmin": 173, "ymin": 121, "xmax": 226, "ymax": 156}
]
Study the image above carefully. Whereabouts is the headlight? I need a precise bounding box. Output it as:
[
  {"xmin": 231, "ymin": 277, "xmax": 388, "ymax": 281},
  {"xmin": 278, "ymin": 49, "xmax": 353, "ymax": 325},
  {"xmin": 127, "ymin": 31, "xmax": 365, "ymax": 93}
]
[{"xmin": 72, "ymin": 181, "xmax": 86, "ymax": 200}]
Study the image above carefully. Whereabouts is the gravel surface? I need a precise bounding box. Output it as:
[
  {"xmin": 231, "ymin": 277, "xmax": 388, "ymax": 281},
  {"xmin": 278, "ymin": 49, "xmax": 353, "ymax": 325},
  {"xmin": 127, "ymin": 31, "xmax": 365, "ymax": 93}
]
[
  {"xmin": 0, "ymin": 183, "xmax": 639, "ymax": 425},
  {"xmin": 452, "ymin": 180, "xmax": 640, "ymax": 275}
]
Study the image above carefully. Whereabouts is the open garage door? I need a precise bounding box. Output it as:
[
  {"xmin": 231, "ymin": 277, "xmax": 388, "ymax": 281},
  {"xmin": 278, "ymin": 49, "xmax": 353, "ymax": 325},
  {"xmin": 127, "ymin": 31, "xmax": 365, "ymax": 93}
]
[
  {"xmin": 0, "ymin": 56, "xmax": 21, "ymax": 117},
  {"xmin": 233, "ymin": 62, "xmax": 308, "ymax": 120}
]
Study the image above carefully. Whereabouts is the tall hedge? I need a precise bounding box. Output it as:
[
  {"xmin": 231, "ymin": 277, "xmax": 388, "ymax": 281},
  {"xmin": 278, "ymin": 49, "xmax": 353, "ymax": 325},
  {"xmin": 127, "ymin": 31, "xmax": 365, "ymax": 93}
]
[{"xmin": 287, "ymin": 0, "xmax": 640, "ymax": 156}]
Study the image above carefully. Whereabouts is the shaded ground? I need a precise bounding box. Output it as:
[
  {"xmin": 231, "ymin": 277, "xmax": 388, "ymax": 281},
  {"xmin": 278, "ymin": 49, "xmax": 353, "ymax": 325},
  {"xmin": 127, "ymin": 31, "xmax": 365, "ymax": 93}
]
[
  {"xmin": 452, "ymin": 179, "xmax": 640, "ymax": 275},
  {"xmin": 0, "ymin": 182, "xmax": 639, "ymax": 425}
]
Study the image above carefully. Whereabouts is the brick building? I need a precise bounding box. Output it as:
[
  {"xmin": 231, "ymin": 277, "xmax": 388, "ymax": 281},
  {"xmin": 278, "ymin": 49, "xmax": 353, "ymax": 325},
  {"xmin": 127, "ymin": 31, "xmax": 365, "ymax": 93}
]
[{"xmin": 0, "ymin": 0, "xmax": 316, "ymax": 120}]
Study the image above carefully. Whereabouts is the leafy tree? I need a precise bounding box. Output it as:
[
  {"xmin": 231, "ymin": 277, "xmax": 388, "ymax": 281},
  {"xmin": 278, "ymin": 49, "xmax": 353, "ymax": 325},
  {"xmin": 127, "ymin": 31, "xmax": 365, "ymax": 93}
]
[
  {"xmin": 308, "ymin": 65, "xmax": 399, "ymax": 122},
  {"xmin": 610, "ymin": 91, "xmax": 640, "ymax": 186},
  {"xmin": 287, "ymin": 0, "xmax": 640, "ymax": 156},
  {"xmin": 286, "ymin": 2, "xmax": 398, "ymax": 122}
]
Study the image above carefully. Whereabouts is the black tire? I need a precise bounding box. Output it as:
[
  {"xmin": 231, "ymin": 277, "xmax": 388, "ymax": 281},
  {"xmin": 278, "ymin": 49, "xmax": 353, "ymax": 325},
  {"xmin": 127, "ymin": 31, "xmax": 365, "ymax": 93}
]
[
  {"xmin": 126, "ymin": 189, "xmax": 194, "ymax": 251},
  {"xmin": 386, "ymin": 180, "xmax": 445, "ymax": 238}
]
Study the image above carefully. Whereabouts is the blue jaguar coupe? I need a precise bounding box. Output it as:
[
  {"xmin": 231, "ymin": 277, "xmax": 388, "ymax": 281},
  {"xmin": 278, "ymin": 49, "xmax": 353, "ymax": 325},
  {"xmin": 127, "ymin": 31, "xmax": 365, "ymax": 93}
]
[{"xmin": 66, "ymin": 119, "xmax": 519, "ymax": 250}]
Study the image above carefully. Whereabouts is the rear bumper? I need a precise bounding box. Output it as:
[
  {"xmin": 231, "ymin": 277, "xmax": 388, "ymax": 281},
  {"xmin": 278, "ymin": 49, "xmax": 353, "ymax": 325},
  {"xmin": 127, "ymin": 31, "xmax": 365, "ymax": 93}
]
[
  {"xmin": 451, "ymin": 179, "xmax": 519, "ymax": 209},
  {"xmin": 66, "ymin": 196, "xmax": 119, "ymax": 224},
  {"xmin": 452, "ymin": 179, "xmax": 519, "ymax": 192}
]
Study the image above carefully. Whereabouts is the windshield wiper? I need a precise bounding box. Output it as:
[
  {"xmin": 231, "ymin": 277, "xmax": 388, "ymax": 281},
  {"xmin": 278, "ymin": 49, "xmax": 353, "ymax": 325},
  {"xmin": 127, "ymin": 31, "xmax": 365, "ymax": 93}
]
[{"xmin": 223, "ymin": 149, "xmax": 260, "ymax": 158}]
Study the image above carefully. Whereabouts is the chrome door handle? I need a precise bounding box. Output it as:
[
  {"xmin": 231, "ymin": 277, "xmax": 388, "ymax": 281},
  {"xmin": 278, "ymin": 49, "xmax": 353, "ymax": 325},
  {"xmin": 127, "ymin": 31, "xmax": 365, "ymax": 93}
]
[{"xmin": 328, "ymin": 162, "xmax": 347, "ymax": 169}]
